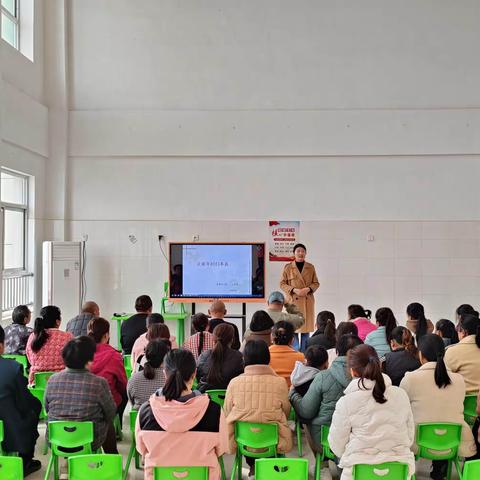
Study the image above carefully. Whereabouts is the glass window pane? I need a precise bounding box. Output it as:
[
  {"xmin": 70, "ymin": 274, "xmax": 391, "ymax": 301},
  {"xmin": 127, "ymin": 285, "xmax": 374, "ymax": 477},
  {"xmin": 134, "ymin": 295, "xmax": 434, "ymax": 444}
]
[
  {"xmin": 4, "ymin": 209, "xmax": 25, "ymax": 270},
  {"xmin": 1, "ymin": 0, "xmax": 16, "ymax": 16},
  {"xmin": 1, "ymin": 13, "xmax": 17, "ymax": 48},
  {"xmin": 1, "ymin": 171, "xmax": 26, "ymax": 205}
]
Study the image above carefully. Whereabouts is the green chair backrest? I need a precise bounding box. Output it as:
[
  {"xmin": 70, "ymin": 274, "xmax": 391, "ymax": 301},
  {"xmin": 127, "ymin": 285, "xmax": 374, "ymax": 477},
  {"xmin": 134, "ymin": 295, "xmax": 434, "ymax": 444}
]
[
  {"xmin": 320, "ymin": 425, "xmax": 335, "ymax": 461},
  {"xmin": 130, "ymin": 409, "xmax": 138, "ymax": 433},
  {"xmin": 206, "ymin": 389, "xmax": 226, "ymax": 408},
  {"xmin": 28, "ymin": 387, "xmax": 46, "ymax": 420},
  {"xmin": 416, "ymin": 423, "xmax": 462, "ymax": 460},
  {"xmin": 464, "ymin": 394, "xmax": 478, "ymax": 425},
  {"xmin": 235, "ymin": 421, "xmax": 278, "ymax": 458},
  {"xmin": 0, "ymin": 455, "xmax": 23, "ymax": 480},
  {"xmin": 34, "ymin": 371, "xmax": 55, "ymax": 389},
  {"xmin": 463, "ymin": 459, "xmax": 480, "ymax": 479},
  {"xmin": 154, "ymin": 466, "xmax": 208, "ymax": 479},
  {"xmin": 255, "ymin": 458, "xmax": 308, "ymax": 479},
  {"xmin": 353, "ymin": 462, "xmax": 409, "ymax": 479},
  {"xmin": 123, "ymin": 355, "xmax": 132, "ymax": 378},
  {"xmin": 2, "ymin": 355, "xmax": 28, "ymax": 376},
  {"xmin": 48, "ymin": 421, "xmax": 94, "ymax": 457},
  {"xmin": 68, "ymin": 454, "xmax": 123, "ymax": 480},
  {"xmin": 0, "ymin": 420, "xmax": 3, "ymax": 455}
]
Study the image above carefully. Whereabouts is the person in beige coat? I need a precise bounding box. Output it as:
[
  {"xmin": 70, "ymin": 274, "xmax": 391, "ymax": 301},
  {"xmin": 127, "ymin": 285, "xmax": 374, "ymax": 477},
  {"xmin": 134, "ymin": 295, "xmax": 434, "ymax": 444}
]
[
  {"xmin": 400, "ymin": 334, "xmax": 476, "ymax": 479},
  {"xmin": 224, "ymin": 340, "xmax": 292, "ymax": 476},
  {"xmin": 444, "ymin": 314, "xmax": 480, "ymax": 393},
  {"xmin": 280, "ymin": 243, "xmax": 319, "ymax": 352}
]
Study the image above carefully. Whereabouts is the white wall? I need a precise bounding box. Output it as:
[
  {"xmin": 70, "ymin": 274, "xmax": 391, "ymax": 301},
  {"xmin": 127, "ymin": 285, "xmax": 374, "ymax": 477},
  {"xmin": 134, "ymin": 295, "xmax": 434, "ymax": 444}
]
[{"xmin": 63, "ymin": 1, "xmax": 480, "ymax": 337}]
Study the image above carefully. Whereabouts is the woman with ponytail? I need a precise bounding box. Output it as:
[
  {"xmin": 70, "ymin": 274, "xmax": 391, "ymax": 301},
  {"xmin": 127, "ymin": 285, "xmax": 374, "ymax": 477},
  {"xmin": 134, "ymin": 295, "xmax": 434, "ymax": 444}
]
[
  {"xmin": 365, "ymin": 307, "xmax": 397, "ymax": 358},
  {"xmin": 136, "ymin": 349, "xmax": 227, "ymax": 480},
  {"xmin": 435, "ymin": 319, "xmax": 459, "ymax": 347},
  {"xmin": 401, "ymin": 334, "xmax": 476, "ymax": 478},
  {"xmin": 196, "ymin": 323, "xmax": 244, "ymax": 392},
  {"xmin": 328, "ymin": 344, "xmax": 415, "ymax": 480},
  {"xmin": 406, "ymin": 302, "xmax": 433, "ymax": 339},
  {"xmin": 384, "ymin": 326, "xmax": 421, "ymax": 386},
  {"xmin": 445, "ymin": 313, "xmax": 480, "ymax": 392},
  {"xmin": 348, "ymin": 304, "xmax": 376, "ymax": 341},
  {"xmin": 26, "ymin": 306, "xmax": 73, "ymax": 385},
  {"xmin": 127, "ymin": 340, "xmax": 169, "ymax": 409},
  {"xmin": 183, "ymin": 313, "xmax": 215, "ymax": 360},
  {"xmin": 307, "ymin": 311, "xmax": 336, "ymax": 350}
]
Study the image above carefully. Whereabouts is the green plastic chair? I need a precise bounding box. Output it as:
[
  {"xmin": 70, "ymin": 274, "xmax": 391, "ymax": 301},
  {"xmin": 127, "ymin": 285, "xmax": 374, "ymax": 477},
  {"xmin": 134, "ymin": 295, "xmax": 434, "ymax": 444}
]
[
  {"xmin": 161, "ymin": 281, "xmax": 188, "ymax": 346},
  {"xmin": 28, "ymin": 387, "xmax": 47, "ymax": 420},
  {"xmin": 206, "ymin": 389, "xmax": 227, "ymax": 408},
  {"xmin": 154, "ymin": 466, "xmax": 208, "ymax": 479},
  {"xmin": 464, "ymin": 394, "xmax": 478, "ymax": 426},
  {"xmin": 415, "ymin": 422, "xmax": 462, "ymax": 480},
  {"xmin": 2, "ymin": 354, "xmax": 28, "ymax": 377},
  {"xmin": 463, "ymin": 459, "xmax": 480, "ymax": 479},
  {"xmin": 45, "ymin": 421, "xmax": 94, "ymax": 480},
  {"xmin": 68, "ymin": 454, "xmax": 123, "ymax": 480},
  {"xmin": 113, "ymin": 414, "xmax": 123, "ymax": 441},
  {"xmin": 231, "ymin": 421, "xmax": 279, "ymax": 480},
  {"xmin": 0, "ymin": 420, "xmax": 4, "ymax": 455},
  {"xmin": 123, "ymin": 355, "xmax": 132, "ymax": 379},
  {"xmin": 314, "ymin": 425, "xmax": 336, "ymax": 480},
  {"xmin": 0, "ymin": 455, "xmax": 23, "ymax": 480},
  {"xmin": 288, "ymin": 408, "xmax": 303, "ymax": 457},
  {"xmin": 353, "ymin": 462, "xmax": 409, "ymax": 479},
  {"xmin": 34, "ymin": 371, "xmax": 55, "ymax": 389},
  {"xmin": 123, "ymin": 410, "xmax": 141, "ymax": 480},
  {"xmin": 255, "ymin": 458, "xmax": 308, "ymax": 479}
]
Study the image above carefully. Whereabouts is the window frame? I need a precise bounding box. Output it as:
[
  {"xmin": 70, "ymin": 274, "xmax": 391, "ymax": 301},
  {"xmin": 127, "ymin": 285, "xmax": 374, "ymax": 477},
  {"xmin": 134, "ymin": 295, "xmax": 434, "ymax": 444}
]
[{"xmin": 1, "ymin": 0, "xmax": 20, "ymax": 50}]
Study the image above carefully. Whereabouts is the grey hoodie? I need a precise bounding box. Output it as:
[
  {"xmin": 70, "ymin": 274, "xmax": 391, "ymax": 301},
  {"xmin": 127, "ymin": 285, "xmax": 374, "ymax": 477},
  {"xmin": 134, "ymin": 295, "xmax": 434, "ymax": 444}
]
[{"xmin": 290, "ymin": 361, "xmax": 320, "ymax": 388}]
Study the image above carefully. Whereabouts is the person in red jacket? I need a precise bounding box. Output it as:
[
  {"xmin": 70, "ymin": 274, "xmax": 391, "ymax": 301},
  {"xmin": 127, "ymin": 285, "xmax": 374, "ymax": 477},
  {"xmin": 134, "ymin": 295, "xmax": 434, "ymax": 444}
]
[{"xmin": 88, "ymin": 317, "xmax": 128, "ymax": 427}]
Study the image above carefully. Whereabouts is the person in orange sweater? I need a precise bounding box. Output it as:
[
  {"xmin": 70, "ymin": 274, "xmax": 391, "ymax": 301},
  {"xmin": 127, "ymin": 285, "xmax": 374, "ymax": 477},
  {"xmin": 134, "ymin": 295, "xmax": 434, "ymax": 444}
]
[{"xmin": 269, "ymin": 321, "xmax": 305, "ymax": 387}]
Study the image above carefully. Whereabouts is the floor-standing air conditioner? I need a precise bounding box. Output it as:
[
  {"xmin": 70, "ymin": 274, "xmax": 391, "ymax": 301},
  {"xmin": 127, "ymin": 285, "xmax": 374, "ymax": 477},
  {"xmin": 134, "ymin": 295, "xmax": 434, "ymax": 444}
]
[{"xmin": 43, "ymin": 242, "xmax": 85, "ymax": 323}]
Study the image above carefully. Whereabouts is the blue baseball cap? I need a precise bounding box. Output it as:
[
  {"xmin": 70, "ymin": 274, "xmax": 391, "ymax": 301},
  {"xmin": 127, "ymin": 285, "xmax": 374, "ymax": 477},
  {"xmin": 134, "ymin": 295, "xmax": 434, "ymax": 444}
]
[{"xmin": 268, "ymin": 291, "xmax": 285, "ymax": 304}]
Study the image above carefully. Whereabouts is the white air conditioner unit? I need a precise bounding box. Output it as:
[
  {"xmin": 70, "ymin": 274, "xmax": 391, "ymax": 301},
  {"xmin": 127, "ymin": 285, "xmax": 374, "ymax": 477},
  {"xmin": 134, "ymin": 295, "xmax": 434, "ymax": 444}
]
[{"xmin": 43, "ymin": 242, "xmax": 85, "ymax": 323}]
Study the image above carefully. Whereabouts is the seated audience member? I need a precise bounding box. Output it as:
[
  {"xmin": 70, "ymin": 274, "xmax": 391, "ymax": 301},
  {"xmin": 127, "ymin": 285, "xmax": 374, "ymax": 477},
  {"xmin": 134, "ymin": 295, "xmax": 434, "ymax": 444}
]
[
  {"xmin": 435, "ymin": 319, "xmax": 459, "ymax": 347},
  {"xmin": 197, "ymin": 323, "xmax": 244, "ymax": 392},
  {"xmin": 66, "ymin": 301, "xmax": 100, "ymax": 337},
  {"xmin": 456, "ymin": 303, "xmax": 478, "ymax": 322},
  {"xmin": 290, "ymin": 334, "xmax": 362, "ymax": 475},
  {"xmin": 365, "ymin": 307, "xmax": 397, "ymax": 359},
  {"xmin": 401, "ymin": 334, "xmax": 476, "ymax": 479},
  {"xmin": 131, "ymin": 313, "xmax": 177, "ymax": 369},
  {"xmin": 136, "ymin": 349, "xmax": 227, "ymax": 480},
  {"xmin": 290, "ymin": 345, "xmax": 329, "ymax": 396},
  {"xmin": 183, "ymin": 313, "xmax": 215, "ymax": 360},
  {"xmin": 225, "ymin": 340, "xmax": 292, "ymax": 477},
  {"xmin": 207, "ymin": 300, "xmax": 241, "ymax": 350},
  {"xmin": 327, "ymin": 321, "xmax": 359, "ymax": 364},
  {"xmin": 120, "ymin": 295, "xmax": 153, "ymax": 354},
  {"xmin": 5, "ymin": 304, "xmax": 32, "ymax": 354},
  {"xmin": 88, "ymin": 317, "xmax": 128, "ymax": 425},
  {"xmin": 0, "ymin": 325, "xmax": 42, "ymax": 476},
  {"xmin": 241, "ymin": 310, "xmax": 274, "ymax": 351},
  {"xmin": 307, "ymin": 310, "xmax": 336, "ymax": 350},
  {"xmin": 266, "ymin": 291, "xmax": 305, "ymax": 331},
  {"xmin": 26, "ymin": 306, "xmax": 73, "ymax": 385},
  {"xmin": 328, "ymin": 344, "xmax": 415, "ymax": 480},
  {"xmin": 406, "ymin": 302, "xmax": 433, "ymax": 340},
  {"xmin": 348, "ymin": 304, "xmax": 376, "ymax": 341},
  {"xmin": 45, "ymin": 337, "xmax": 117, "ymax": 453},
  {"xmin": 383, "ymin": 326, "xmax": 421, "ymax": 386},
  {"xmin": 445, "ymin": 313, "xmax": 480, "ymax": 393},
  {"xmin": 128, "ymin": 340, "xmax": 169, "ymax": 410},
  {"xmin": 269, "ymin": 321, "xmax": 305, "ymax": 387}
]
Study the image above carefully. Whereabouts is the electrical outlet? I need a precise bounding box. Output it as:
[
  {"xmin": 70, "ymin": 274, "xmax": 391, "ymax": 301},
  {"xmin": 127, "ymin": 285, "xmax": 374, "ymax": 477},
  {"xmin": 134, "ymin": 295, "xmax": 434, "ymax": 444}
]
[
  {"xmin": 193, "ymin": 234, "xmax": 200, "ymax": 242},
  {"xmin": 158, "ymin": 235, "xmax": 164, "ymax": 242},
  {"xmin": 82, "ymin": 234, "xmax": 89, "ymax": 242}
]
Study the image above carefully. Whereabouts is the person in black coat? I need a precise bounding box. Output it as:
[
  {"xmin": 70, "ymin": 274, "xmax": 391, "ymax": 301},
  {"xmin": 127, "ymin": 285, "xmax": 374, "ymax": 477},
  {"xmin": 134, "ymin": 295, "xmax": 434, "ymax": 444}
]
[
  {"xmin": 307, "ymin": 311, "xmax": 336, "ymax": 350},
  {"xmin": 121, "ymin": 295, "xmax": 152, "ymax": 354},
  {"xmin": 0, "ymin": 325, "xmax": 42, "ymax": 476},
  {"xmin": 207, "ymin": 300, "xmax": 241, "ymax": 350},
  {"xmin": 196, "ymin": 323, "xmax": 244, "ymax": 392}
]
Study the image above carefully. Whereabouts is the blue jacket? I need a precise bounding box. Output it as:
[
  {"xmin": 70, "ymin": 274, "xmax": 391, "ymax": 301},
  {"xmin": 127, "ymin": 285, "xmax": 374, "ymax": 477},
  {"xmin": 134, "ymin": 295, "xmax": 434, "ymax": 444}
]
[{"xmin": 365, "ymin": 326, "xmax": 391, "ymax": 359}]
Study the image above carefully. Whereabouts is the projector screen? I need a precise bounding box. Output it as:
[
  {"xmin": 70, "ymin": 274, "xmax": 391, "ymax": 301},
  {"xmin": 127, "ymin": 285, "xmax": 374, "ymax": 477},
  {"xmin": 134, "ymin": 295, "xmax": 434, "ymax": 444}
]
[{"xmin": 169, "ymin": 243, "xmax": 265, "ymax": 301}]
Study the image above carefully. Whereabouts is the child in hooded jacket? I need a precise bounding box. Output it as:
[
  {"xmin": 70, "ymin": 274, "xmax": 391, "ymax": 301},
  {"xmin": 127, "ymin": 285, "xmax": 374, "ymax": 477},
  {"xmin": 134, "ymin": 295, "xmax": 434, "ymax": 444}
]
[{"xmin": 290, "ymin": 345, "xmax": 328, "ymax": 396}]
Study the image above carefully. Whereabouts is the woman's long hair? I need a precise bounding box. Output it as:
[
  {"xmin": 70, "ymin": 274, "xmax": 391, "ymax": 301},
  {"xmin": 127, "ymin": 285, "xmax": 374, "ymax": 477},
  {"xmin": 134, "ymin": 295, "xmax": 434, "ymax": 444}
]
[
  {"xmin": 316, "ymin": 311, "xmax": 336, "ymax": 344},
  {"xmin": 162, "ymin": 349, "xmax": 196, "ymax": 401},
  {"xmin": 390, "ymin": 326, "xmax": 418, "ymax": 358},
  {"xmin": 417, "ymin": 334, "xmax": 451, "ymax": 389},
  {"xmin": 206, "ymin": 323, "xmax": 234, "ymax": 386},
  {"xmin": 87, "ymin": 317, "xmax": 109, "ymax": 344},
  {"xmin": 407, "ymin": 302, "xmax": 428, "ymax": 339},
  {"xmin": 31, "ymin": 306, "xmax": 61, "ymax": 353},
  {"xmin": 143, "ymin": 340, "xmax": 170, "ymax": 380},
  {"xmin": 458, "ymin": 314, "xmax": 480, "ymax": 348},
  {"xmin": 348, "ymin": 304, "xmax": 372, "ymax": 320},
  {"xmin": 375, "ymin": 307, "xmax": 397, "ymax": 343},
  {"xmin": 435, "ymin": 319, "xmax": 459, "ymax": 345},
  {"xmin": 191, "ymin": 313, "xmax": 209, "ymax": 357}
]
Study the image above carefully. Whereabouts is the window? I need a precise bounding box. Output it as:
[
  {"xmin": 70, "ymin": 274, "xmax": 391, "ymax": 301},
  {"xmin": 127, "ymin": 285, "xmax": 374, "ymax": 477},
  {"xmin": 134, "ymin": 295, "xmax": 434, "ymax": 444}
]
[{"xmin": 1, "ymin": 0, "xmax": 19, "ymax": 49}]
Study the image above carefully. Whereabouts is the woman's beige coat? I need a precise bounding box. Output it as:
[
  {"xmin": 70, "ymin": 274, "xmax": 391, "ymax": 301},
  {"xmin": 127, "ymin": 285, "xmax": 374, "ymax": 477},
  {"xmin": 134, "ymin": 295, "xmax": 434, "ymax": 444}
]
[{"xmin": 280, "ymin": 261, "xmax": 319, "ymax": 333}]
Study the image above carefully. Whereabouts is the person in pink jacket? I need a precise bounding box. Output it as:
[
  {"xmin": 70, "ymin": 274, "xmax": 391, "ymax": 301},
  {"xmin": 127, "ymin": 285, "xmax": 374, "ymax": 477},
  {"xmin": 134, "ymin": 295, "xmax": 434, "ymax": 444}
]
[
  {"xmin": 348, "ymin": 304, "xmax": 376, "ymax": 341},
  {"xmin": 136, "ymin": 349, "xmax": 227, "ymax": 480},
  {"xmin": 131, "ymin": 314, "xmax": 178, "ymax": 370},
  {"xmin": 88, "ymin": 317, "xmax": 128, "ymax": 426}
]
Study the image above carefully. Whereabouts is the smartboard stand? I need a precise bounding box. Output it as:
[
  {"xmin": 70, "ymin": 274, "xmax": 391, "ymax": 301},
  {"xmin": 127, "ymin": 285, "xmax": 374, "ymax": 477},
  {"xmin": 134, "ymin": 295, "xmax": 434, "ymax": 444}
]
[{"xmin": 191, "ymin": 302, "xmax": 248, "ymax": 337}]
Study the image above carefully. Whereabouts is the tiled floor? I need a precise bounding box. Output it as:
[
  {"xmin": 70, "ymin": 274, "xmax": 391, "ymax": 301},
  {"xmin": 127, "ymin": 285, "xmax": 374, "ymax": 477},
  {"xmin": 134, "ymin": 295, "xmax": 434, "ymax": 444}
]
[{"xmin": 30, "ymin": 413, "xmax": 458, "ymax": 479}]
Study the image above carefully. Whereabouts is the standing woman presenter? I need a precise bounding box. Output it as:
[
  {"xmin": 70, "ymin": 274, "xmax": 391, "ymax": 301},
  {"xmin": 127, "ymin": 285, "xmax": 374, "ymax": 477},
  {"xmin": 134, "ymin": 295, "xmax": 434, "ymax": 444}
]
[{"xmin": 280, "ymin": 244, "xmax": 319, "ymax": 352}]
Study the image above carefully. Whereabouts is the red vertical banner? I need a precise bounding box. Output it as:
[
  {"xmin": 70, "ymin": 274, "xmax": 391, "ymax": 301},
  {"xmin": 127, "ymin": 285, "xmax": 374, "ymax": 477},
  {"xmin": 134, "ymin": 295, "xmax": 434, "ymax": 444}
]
[{"xmin": 268, "ymin": 221, "xmax": 300, "ymax": 261}]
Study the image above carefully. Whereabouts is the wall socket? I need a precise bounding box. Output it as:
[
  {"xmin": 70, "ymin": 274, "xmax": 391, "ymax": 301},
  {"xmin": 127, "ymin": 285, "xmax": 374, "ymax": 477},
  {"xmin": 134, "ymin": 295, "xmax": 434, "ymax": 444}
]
[{"xmin": 193, "ymin": 234, "xmax": 200, "ymax": 242}]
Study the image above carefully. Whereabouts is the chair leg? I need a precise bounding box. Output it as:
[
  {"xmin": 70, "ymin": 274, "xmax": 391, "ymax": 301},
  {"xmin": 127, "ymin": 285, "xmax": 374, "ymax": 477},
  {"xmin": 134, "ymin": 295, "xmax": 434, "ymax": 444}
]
[
  {"xmin": 315, "ymin": 452, "xmax": 321, "ymax": 480},
  {"xmin": 53, "ymin": 455, "xmax": 59, "ymax": 480},
  {"xmin": 219, "ymin": 455, "xmax": 226, "ymax": 480},
  {"xmin": 134, "ymin": 450, "xmax": 141, "ymax": 470},
  {"xmin": 454, "ymin": 458, "xmax": 463, "ymax": 480},
  {"xmin": 123, "ymin": 445, "xmax": 135, "ymax": 480},
  {"xmin": 446, "ymin": 460, "xmax": 453, "ymax": 480},
  {"xmin": 44, "ymin": 455, "xmax": 54, "ymax": 480},
  {"xmin": 229, "ymin": 452, "xmax": 238, "ymax": 480},
  {"xmin": 296, "ymin": 421, "xmax": 303, "ymax": 457},
  {"xmin": 237, "ymin": 452, "xmax": 242, "ymax": 480}
]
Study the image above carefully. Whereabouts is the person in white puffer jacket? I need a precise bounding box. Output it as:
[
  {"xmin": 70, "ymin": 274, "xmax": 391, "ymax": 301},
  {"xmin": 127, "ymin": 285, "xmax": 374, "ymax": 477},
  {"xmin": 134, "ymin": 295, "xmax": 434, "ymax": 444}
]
[{"xmin": 328, "ymin": 344, "xmax": 416, "ymax": 480}]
